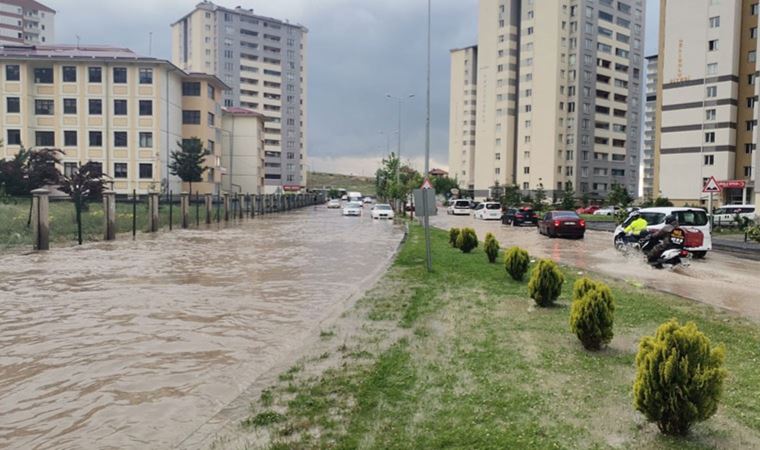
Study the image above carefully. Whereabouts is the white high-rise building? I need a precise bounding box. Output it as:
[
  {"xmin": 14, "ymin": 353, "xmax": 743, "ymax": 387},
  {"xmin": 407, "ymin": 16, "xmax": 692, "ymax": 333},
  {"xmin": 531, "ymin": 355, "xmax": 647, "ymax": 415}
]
[{"xmin": 0, "ymin": 0, "xmax": 55, "ymax": 46}]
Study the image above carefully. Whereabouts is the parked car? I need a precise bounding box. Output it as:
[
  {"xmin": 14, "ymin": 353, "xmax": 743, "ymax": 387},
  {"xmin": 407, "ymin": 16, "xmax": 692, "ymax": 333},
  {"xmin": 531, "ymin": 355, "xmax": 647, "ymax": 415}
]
[
  {"xmin": 474, "ymin": 202, "xmax": 503, "ymax": 220},
  {"xmin": 711, "ymin": 204, "xmax": 756, "ymax": 227},
  {"xmin": 538, "ymin": 211, "xmax": 586, "ymax": 239},
  {"xmin": 342, "ymin": 202, "xmax": 363, "ymax": 217},
  {"xmin": 371, "ymin": 204, "xmax": 395, "ymax": 220},
  {"xmin": 576, "ymin": 205, "xmax": 600, "ymax": 215},
  {"xmin": 447, "ymin": 199, "xmax": 472, "ymax": 215},
  {"xmin": 502, "ymin": 207, "xmax": 539, "ymax": 226},
  {"xmin": 593, "ymin": 206, "xmax": 621, "ymax": 216},
  {"xmin": 363, "ymin": 196, "xmax": 374, "ymax": 204},
  {"xmin": 613, "ymin": 207, "xmax": 712, "ymax": 258},
  {"xmin": 327, "ymin": 199, "xmax": 341, "ymax": 209}
]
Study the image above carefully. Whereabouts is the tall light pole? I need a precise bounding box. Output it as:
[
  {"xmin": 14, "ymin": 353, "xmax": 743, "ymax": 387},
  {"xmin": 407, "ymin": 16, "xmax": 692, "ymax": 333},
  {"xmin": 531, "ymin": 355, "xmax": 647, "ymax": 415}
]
[
  {"xmin": 385, "ymin": 93, "xmax": 414, "ymax": 184},
  {"xmin": 422, "ymin": 0, "xmax": 433, "ymax": 272}
]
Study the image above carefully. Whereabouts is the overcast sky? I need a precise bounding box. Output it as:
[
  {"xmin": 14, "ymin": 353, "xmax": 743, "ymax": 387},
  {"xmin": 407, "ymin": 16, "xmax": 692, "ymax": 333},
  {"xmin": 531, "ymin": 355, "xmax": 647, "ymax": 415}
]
[{"xmin": 48, "ymin": 0, "xmax": 659, "ymax": 176}]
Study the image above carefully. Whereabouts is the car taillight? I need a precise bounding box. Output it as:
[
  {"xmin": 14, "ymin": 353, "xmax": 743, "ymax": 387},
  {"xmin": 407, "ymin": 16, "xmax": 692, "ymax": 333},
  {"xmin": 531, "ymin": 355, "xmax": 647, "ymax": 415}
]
[
  {"xmin": 516, "ymin": 214, "xmax": 523, "ymax": 218},
  {"xmin": 579, "ymin": 219, "xmax": 586, "ymax": 228},
  {"xmin": 680, "ymin": 250, "xmax": 689, "ymax": 257},
  {"xmin": 554, "ymin": 220, "xmax": 561, "ymax": 227}
]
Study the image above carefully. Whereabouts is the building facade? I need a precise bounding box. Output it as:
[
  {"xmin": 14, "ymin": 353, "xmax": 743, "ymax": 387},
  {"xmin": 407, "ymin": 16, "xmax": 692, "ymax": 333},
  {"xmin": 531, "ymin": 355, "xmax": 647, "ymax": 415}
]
[
  {"xmin": 642, "ymin": 54, "xmax": 657, "ymax": 199},
  {"xmin": 0, "ymin": 0, "xmax": 54, "ymax": 46},
  {"xmin": 448, "ymin": 0, "xmax": 645, "ymax": 201},
  {"xmin": 171, "ymin": 1, "xmax": 308, "ymax": 194},
  {"xmin": 448, "ymin": 45, "xmax": 478, "ymax": 191},
  {"xmin": 655, "ymin": 0, "xmax": 757, "ymax": 206},
  {"xmin": 221, "ymin": 107, "xmax": 265, "ymax": 195}
]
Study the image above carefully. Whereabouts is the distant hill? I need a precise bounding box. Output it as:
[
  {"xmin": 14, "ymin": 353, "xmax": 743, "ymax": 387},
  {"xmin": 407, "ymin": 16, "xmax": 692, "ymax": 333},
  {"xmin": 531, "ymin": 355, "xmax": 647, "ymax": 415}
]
[{"xmin": 307, "ymin": 172, "xmax": 376, "ymax": 196}]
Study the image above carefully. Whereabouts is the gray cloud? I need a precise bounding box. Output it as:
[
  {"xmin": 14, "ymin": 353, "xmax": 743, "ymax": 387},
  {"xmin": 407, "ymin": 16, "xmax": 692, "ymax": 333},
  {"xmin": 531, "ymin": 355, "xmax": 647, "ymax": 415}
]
[{"xmin": 48, "ymin": 0, "xmax": 657, "ymax": 174}]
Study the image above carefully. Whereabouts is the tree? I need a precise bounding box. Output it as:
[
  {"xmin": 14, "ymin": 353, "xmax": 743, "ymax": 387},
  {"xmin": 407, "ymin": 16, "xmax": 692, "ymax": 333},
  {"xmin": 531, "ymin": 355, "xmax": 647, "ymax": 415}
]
[
  {"xmin": 654, "ymin": 196, "xmax": 673, "ymax": 207},
  {"xmin": 27, "ymin": 148, "xmax": 63, "ymax": 191},
  {"xmin": 169, "ymin": 138, "xmax": 210, "ymax": 194},
  {"xmin": 501, "ymin": 185, "xmax": 522, "ymax": 207},
  {"xmin": 561, "ymin": 182, "xmax": 576, "ymax": 210},
  {"xmin": 532, "ymin": 184, "xmax": 546, "ymax": 211},
  {"xmin": 432, "ymin": 175, "xmax": 459, "ymax": 197},
  {"xmin": 607, "ymin": 184, "xmax": 633, "ymax": 207},
  {"xmin": 59, "ymin": 161, "xmax": 109, "ymax": 245}
]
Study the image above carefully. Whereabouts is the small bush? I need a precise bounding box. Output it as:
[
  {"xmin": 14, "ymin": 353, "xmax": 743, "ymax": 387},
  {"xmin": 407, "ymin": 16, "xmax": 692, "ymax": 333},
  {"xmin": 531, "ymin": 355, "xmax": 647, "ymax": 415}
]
[
  {"xmin": 569, "ymin": 280, "xmax": 615, "ymax": 350},
  {"xmin": 243, "ymin": 410, "xmax": 287, "ymax": 428},
  {"xmin": 504, "ymin": 247, "xmax": 530, "ymax": 281},
  {"xmin": 456, "ymin": 228, "xmax": 478, "ymax": 253},
  {"xmin": 633, "ymin": 319, "xmax": 727, "ymax": 436},
  {"xmin": 528, "ymin": 259, "xmax": 564, "ymax": 307},
  {"xmin": 449, "ymin": 227, "xmax": 461, "ymax": 247},
  {"xmin": 484, "ymin": 232, "xmax": 500, "ymax": 263}
]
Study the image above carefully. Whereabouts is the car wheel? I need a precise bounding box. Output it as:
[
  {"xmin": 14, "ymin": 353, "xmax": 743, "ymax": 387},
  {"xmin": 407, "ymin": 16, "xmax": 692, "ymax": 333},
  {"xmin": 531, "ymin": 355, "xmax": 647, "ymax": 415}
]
[{"xmin": 692, "ymin": 251, "xmax": 707, "ymax": 259}]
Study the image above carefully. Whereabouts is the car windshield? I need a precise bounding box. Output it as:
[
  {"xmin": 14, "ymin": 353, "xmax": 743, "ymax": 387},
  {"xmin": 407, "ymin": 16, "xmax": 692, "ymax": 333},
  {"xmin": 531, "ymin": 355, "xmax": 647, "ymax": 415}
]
[
  {"xmin": 376, "ymin": 205, "xmax": 392, "ymax": 210},
  {"xmin": 675, "ymin": 210, "xmax": 708, "ymax": 226},
  {"xmin": 486, "ymin": 203, "xmax": 501, "ymax": 210}
]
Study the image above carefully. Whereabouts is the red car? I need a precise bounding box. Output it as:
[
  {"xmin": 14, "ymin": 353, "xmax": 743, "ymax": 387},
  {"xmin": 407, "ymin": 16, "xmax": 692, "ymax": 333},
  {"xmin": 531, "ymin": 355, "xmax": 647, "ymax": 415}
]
[
  {"xmin": 538, "ymin": 211, "xmax": 586, "ymax": 239},
  {"xmin": 576, "ymin": 205, "xmax": 600, "ymax": 215}
]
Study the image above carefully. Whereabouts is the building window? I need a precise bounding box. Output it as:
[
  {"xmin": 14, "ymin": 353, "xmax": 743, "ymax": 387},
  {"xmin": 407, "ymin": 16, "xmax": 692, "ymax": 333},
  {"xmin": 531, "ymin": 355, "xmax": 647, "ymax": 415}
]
[
  {"xmin": 139, "ymin": 132, "xmax": 153, "ymax": 148},
  {"xmin": 34, "ymin": 68, "xmax": 53, "ymax": 83},
  {"xmin": 139, "ymin": 100, "xmax": 152, "ymax": 116},
  {"xmin": 182, "ymin": 110, "xmax": 201, "ymax": 124},
  {"xmin": 35, "ymin": 131, "xmax": 55, "ymax": 146},
  {"xmin": 709, "ymin": 16, "xmax": 720, "ymax": 28},
  {"xmin": 113, "ymin": 67, "xmax": 127, "ymax": 83},
  {"xmin": 35, "ymin": 99, "xmax": 54, "ymax": 115},
  {"xmin": 208, "ymin": 85, "xmax": 215, "ymax": 99},
  {"xmin": 747, "ymin": 119, "xmax": 757, "ymax": 130},
  {"xmin": 64, "ymin": 162, "xmax": 77, "ymax": 177},
  {"xmin": 5, "ymin": 64, "xmax": 20, "ymax": 81},
  {"xmin": 114, "ymin": 99, "xmax": 127, "ymax": 115},
  {"xmin": 208, "ymin": 112, "xmax": 215, "ymax": 126},
  {"xmin": 705, "ymin": 132, "xmax": 715, "ymax": 143},
  {"xmin": 706, "ymin": 86, "xmax": 717, "ymax": 98},
  {"xmin": 704, "ymin": 155, "xmax": 714, "ymax": 166},
  {"xmin": 708, "ymin": 39, "xmax": 719, "ymax": 51},
  {"xmin": 88, "ymin": 67, "xmax": 102, "ymax": 83},
  {"xmin": 524, "ymin": 167, "xmax": 530, "ymax": 174},
  {"xmin": 89, "ymin": 99, "xmax": 102, "ymax": 115},
  {"xmin": 705, "ymin": 109, "xmax": 716, "ymax": 120},
  {"xmin": 139, "ymin": 68, "xmax": 153, "ymax": 84},
  {"xmin": 750, "ymin": 51, "xmax": 757, "ymax": 63},
  {"xmin": 139, "ymin": 163, "xmax": 153, "ymax": 179},
  {"xmin": 753, "ymin": 3, "xmax": 759, "ymax": 15},
  {"xmin": 63, "ymin": 98, "xmax": 77, "ymax": 114},
  {"xmin": 62, "ymin": 66, "xmax": 77, "ymax": 82},
  {"xmin": 89, "ymin": 131, "xmax": 103, "ymax": 147},
  {"xmin": 752, "ymin": 27, "xmax": 758, "ymax": 39},
  {"xmin": 182, "ymin": 82, "xmax": 201, "ymax": 96},
  {"xmin": 745, "ymin": 166, "xmax": 753, "ymax": 177},
  {"xmin": 114, "ymin": 132, "xmax": 128, "ymax": 147},
  {"xmin": 6, "ymin": 97, "xmax": 19, "ymax": 113},
  {"xmin": 706, "ymin": 63, "xmax": 718, "ymax": 75},
  {"xmin": 114, "ymin": 163, "xmax": 128, "ymax": 179},
  {"xmin": 7, "ymin": 129, "xmax": 21, "ymax": 145},
  {"xmin": 63, "ymin": 130, "xmax": 77, "ymax": 147}
]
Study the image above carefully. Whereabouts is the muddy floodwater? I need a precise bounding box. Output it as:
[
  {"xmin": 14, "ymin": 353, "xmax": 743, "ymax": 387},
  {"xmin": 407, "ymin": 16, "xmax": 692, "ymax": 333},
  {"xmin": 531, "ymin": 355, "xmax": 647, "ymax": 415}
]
[
  {"xmin": 433, "ymin": 214, "xmax": 760, "ymax": 320},
  {"xmin": 0, "ymin": 207, "xmax": 403, "ymax": 449}
]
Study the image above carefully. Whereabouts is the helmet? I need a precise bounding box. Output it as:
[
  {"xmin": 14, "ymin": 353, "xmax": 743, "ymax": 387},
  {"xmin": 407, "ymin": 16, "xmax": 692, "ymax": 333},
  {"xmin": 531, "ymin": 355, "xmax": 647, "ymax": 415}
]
[{"xmin": 664, "ymin": 215, "xmax": 677, "ymax": 225}]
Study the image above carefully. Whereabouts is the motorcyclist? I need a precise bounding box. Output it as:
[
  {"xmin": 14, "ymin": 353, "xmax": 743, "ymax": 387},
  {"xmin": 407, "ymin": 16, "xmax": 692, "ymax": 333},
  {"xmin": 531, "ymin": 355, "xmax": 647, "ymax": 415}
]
[
  {"xmin": 623, "ymin": 211, "xmax": 649, "ymax": 243},
  {"xmin": 646, "ymin": 215, "xmax": 679, "ymax": 263}
]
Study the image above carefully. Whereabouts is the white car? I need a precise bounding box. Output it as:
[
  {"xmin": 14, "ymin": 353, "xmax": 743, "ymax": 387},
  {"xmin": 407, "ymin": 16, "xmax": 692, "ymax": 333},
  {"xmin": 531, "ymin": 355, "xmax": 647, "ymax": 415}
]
[
  {"xmin": 327, "ymin": 199, "xmax": 341, "ymax": 209},
  {"xmin": 342, "ymin": 202, "xmax": 363, "ymax": 217},
  {"xmin": 712, "ymin": 204, "xmax": 755, "ymax": 227},
  {"xmin": 614, "ymin": 207, "xmax": 712, "ymax": 258},
  {"xmin": 447, "ymin": 199, "xmax": 472, "ymax": 215},
  {"xmin": 594, "ymin": 206, "xmax": 621, "ymax": 216},
  {"xmin": 371, "ymin": 204, "xmax": 395, "ymax": 220},
  {"xmin": 474, "ymin": 202, "xmax": 503, "ymax": 220},
  {"xmin": 363, "ymin": 196, "xmax": 373, "ymax": 204}
]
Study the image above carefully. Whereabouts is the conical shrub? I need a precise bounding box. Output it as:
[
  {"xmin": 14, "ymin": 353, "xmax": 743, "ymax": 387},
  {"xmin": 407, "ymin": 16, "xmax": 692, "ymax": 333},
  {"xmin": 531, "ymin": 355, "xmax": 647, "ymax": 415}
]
[
  {"xmin": 504, "ymin": 247, "xmax": 530, "ymax": 281},
  {"xmin": 449, "ymin": 227, "xmax": 461, "ymax": 248},
  {"xmin": 456, "ymin": 228, "xmax": 478, "ymax": 253},
  {"xmin": 484, "ymin": 232, "xmax": 500, "ymax": 263},
  {"xmin": 569, "ymin": 280, "xmax": 615, "ymax": 350},
  {"xmin": 633, "ymin": 319, "xmax": 727, "ymax": 436},
  {"xmin": 528, "ymin": 259, "xmax": 564, "ymax": 307}
]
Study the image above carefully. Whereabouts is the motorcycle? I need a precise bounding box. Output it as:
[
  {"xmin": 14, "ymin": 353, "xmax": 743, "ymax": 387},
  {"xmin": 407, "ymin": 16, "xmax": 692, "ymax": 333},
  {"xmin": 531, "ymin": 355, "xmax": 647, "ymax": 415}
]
[{"xmin": 615, "ymin": 228, "xmax": 691, "ymax": 269}]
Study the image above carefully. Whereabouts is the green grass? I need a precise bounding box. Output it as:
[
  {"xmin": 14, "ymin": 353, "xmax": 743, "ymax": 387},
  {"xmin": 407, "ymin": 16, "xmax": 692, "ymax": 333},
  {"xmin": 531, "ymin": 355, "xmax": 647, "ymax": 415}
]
[
  {"xmin": 307, "ymin": 172, "xmax": 376, "ymax": 196},
  {"xmin": 0, "ymin": 197, "xmax": 205, "ymax": 249},
  {"xmin": 243, "ymin": 226, "xmax": 760, "ymax": 449},
  {"xmin": 580, "ymin": 213, "xmax": 618, "ymax": 222}
]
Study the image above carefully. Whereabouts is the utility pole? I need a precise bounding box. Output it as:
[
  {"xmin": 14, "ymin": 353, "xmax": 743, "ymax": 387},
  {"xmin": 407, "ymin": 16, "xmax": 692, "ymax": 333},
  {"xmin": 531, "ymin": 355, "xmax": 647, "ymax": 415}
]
[{"xmin": 386, "ymin": 93, "xmax": 414, "ymax": 185}]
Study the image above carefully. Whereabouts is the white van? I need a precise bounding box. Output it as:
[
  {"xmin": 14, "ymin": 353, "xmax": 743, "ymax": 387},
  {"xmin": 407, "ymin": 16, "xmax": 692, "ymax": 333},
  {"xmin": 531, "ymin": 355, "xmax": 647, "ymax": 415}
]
[
  {"xmin": 447, "ymin": 199, "xmax": 472, "ymax": 215},
  {"xmin": 614, "ymin": 207, "xmax": 712, "ymax": 258},
  {"xmin": 711, "ymin": 204, "xmax": 756, "ymax": 227},
  {"xmin": 347, "ymin": 191, "xmax": 363, "ymax": 203}
]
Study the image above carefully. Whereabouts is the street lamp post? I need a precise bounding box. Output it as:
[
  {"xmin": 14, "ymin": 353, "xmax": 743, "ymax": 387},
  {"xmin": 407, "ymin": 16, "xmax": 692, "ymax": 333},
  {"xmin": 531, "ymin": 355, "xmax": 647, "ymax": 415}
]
[
  {"xmin": 422, "ymin": 0, "xmax": 433, "ymax": 272},
  {"xmin": 385, "ymin": 93, "xmax": 414, "ymax": 185}
]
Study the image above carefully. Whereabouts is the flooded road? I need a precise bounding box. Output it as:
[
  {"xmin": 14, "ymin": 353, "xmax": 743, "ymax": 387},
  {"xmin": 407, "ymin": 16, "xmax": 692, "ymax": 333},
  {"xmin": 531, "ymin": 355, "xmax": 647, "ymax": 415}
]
[
  {"xmin": 432, "ymin": 214, "xmax": 760, "ymax": 320},
  {"xmin": 0, "ymin": 206, "xmax": 403, "ymax": 449}
]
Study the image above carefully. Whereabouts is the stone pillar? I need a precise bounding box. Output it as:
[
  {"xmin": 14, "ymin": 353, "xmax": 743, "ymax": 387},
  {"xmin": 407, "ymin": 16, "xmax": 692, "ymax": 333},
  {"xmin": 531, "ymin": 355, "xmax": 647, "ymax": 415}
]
[
  {"xmin": 102, "ymin": 190, "xmax": 117, "ymax": 241},
  {"xmin": 148, "ymin": 192, "xmax": 159, "ymax": 232},
  {"xmin": 31, "ymin": 188, "xmax": 50, "ymax": 251},
  {"xmin": 180, "ymin": 192, "xmax": 190, "ymax": 229},
  {"xmin": 205, "ymin": 193, "xmax": 213, "ymax": 224},
  {"xmin": 223, "ymin": 193, "xmax": 230, "ymax": 221},
  {"xmin": 240, "ymin": 195, "xmax": 245, "ymax": 219}
]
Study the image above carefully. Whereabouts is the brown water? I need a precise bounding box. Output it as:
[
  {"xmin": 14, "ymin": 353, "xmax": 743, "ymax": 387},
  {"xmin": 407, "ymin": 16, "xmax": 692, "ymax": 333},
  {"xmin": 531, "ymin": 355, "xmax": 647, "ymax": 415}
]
[
  {"xmin": 0, "ymin": 207, "xmax": 403, "ymax": 449},
  {"xmin": 433, "ymin": 214, "xmax": 760, "ymax": 320}
]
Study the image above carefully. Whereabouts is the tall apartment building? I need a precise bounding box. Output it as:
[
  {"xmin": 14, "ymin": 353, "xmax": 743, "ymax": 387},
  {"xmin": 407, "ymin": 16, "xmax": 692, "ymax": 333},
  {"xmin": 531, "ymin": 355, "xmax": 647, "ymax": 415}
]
[
  {"xmin": 642, "ymin": 54, "xmax": 657, "ymax": 199},
  {"xmin": 448, "ymin": 45, "xmax": 478, "ymax": 189},
  {"xmin": 0, "ymin": 44, "xmax": 266, "ymax": 196},
  {"xmin": 0, "ymin": 0, "xmax": 54, "ymax": 46},
  {"xmin": 655, "ymin": 0, "xmax": 757, "ymax": 206},
  {"xmin": 448, "ymin": 0, "xmax": 644, "ymax": 200},
  {"xmin": 171, "ymin": 1, "xmax": 308, "ymax": 194}
]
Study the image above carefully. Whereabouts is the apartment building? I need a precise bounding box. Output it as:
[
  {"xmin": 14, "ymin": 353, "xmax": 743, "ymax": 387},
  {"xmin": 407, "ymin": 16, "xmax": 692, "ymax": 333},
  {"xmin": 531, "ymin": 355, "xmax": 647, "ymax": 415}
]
[
  {"xmin": 448, "ymin": 45, "xmax": 478, "ymax": 190},
  {"xmin": 172, "ymin": 1, "xmax": 308, "ymax": 194},
  {"xmin": 642, "ymin": 54, "xmax": 657, "ymax": 199},
  {"xmin": 655, "ymin": 0, "xmax": 757, "ymax": 206},
  {"xmin": 0, "ymin": 0, "xmax": 54, "ymax": 46},
  {"xmin": 0, "ymin": 44, "xmax": 258, "ymax": 196},
  {"xmin": 221, "ymin": 106, "xmax": 265, "ymax": 194},
  {"xmin": 448, "ymin": 0, "xmax": 644, "ymax": 201}
]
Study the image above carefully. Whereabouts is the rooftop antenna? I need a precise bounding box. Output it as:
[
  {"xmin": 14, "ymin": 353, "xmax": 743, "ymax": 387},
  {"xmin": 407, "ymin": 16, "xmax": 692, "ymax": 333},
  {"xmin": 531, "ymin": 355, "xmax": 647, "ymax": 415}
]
[
  {"xmin": 148, "ymin": 32, "xmax": 153, "ymax": 56},
  {"xmin": 75, "ymin": 35, "xmax": 80, "ymax": 49}
]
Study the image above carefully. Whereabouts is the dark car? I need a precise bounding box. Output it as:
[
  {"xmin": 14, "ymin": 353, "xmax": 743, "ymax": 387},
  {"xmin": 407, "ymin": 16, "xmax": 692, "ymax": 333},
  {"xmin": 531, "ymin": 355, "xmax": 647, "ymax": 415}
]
[
  {"xmin": 502, "ymin": 207, "xmax": 539, "ymax": 226},
  {"xmin": 538, "ymin": 211, "xmax": 586, "ymax": 238}
]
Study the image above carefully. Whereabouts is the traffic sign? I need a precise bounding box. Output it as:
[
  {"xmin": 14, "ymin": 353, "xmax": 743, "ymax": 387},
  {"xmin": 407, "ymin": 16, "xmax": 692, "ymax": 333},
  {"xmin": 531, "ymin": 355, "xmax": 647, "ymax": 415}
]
[
  {"xmin": 717, "ymin": 179, "xmax": 746, "ymax": 189},
  {"xmin": 702, "ymin": 176, "xmax": 722, "ymax": 193},
  {"xmin": 421, "ymin": 177, "xmax": 433, "ymax": 190}
]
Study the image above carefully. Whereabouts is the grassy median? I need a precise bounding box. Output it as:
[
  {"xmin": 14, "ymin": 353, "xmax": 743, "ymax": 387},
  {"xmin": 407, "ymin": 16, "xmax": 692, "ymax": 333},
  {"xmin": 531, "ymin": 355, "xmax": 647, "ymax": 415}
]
[{"xmin": 235, "ymin": 226, "xmax": 760, "ymax": 449}]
